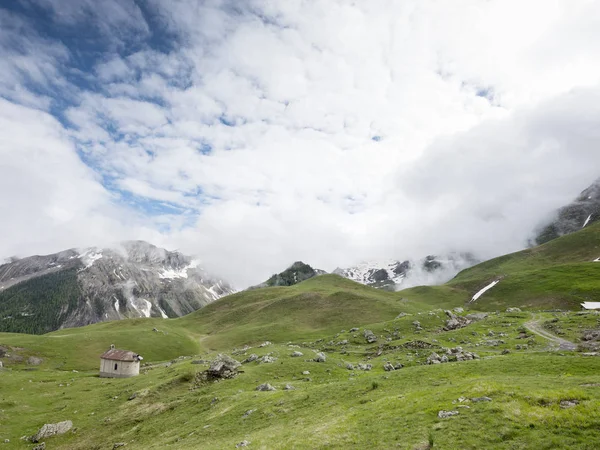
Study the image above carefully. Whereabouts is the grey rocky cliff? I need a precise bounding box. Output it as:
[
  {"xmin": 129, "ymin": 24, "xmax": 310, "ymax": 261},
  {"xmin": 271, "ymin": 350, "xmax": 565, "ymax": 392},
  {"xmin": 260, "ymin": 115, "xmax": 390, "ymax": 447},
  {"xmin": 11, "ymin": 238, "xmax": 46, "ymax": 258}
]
[
  {"xmin": 0, "ymin": 240, "xmax": 234, "ymax": 333},
  {"xmin": 534, "ymin": 178, "xmax": 600, "ymax": 245}
]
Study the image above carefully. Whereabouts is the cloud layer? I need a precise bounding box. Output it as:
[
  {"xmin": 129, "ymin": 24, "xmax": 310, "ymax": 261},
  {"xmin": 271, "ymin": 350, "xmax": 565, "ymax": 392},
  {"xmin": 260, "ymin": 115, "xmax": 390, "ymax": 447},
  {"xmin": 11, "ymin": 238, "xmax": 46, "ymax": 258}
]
[{"xmin": 1, "ymin": 0, "xmax": 600, "ymax": 287}]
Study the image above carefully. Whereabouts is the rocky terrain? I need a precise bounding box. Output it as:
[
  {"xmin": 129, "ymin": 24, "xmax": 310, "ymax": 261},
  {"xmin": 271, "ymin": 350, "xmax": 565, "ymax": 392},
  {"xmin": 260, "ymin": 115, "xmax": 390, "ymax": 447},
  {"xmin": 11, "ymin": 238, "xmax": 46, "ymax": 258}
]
[
  {"xmin": 0, "ymin": 240, "xmax": 233, "ymax": 333},
  {"xmin": 534, "ymin": 178, "xmax": 600, "ymax": 244},
  {"xmin": 253, "ymin": 261, "xmax": 327, "ymax": 288}
]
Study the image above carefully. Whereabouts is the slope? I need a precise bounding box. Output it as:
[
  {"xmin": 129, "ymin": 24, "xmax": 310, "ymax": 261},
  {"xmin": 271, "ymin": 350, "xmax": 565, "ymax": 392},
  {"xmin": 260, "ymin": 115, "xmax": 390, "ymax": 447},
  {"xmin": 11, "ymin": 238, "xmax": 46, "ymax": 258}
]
[
  {"xmin": 178, "ymin": 274, "xmax": 439, "ymax": 350},
  {"xmin": 432, "ymin": 220, "xmax": 600, "ymax": 310}
]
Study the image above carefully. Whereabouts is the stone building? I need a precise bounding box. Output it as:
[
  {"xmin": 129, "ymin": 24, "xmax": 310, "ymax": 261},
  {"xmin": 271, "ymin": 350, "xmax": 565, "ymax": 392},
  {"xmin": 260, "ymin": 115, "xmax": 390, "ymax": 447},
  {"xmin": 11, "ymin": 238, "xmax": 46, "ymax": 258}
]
[{"xmin": 99, "ymin": 345, "xmax": 143, "ymax": 378}]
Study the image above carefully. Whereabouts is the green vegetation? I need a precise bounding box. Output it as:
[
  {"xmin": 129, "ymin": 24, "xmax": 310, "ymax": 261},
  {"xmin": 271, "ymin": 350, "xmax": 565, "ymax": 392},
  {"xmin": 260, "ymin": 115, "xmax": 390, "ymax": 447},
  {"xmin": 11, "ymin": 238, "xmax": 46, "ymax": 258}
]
[
  {"xmin": 0, "ymin": 268, "xmax": 81, "ymax": 334},
  {"xmin": 3, "ymin": 222, "xmax": 600, "ymax": 447}
]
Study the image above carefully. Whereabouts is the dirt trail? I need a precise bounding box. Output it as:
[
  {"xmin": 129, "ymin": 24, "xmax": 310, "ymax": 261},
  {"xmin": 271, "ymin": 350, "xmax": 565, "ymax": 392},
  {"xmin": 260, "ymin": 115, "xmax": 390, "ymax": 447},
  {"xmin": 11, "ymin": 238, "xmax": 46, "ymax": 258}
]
[{"xmin": 524, "ymin": 314, "xmax": 577, "ymax": 351}]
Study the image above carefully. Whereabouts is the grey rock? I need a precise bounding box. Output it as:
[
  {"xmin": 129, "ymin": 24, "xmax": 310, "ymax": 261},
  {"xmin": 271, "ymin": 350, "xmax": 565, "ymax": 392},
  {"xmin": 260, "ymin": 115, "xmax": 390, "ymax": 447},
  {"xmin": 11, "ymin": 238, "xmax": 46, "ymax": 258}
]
[
  {"xmin": 454, "ymin": 307, "xmax": 464, "ymax": 313},
  {"xmin": 259, "ymin": 355, "xmax": 277, "ymax": 364},
  {"xmin": 438, "ymin": 410, "xmax": 459, "ymax": 419},
  {"xmin": 32, "ymin": 420, "xmax": 73, "ymax": 442},
  {"xmin": 302, "ymin": 370, "xmax": 310, "ymax": 375},
  {"xmin": 472, "ymin": 396, "xmax": 492, "ymax": 402},
  {"xmin": 27, "ymin": 357, "xmax": 43, "ymax": 366},
  {"xmin": 357, "ymin": 363, "xmax": 372, "ymax": 371},
  {"xmin": 207, "ymin": 354, "xmax": 242, "ymax": 379},
  {"xmin": 350, "ymin": 327, "xmax": 359, "ymax": 332},
  {"xmin": 501, "ymin": 349, "xmax": 510, "ymax": 355},
  {"xmin": 127, "ymin": 393, "xmax": 137, "ymax": 401},
  {"xmin": 0, "ymin": 241, "xmax": 234, "ymax": 333},
  {"xmin": 314, "ymin": 352, "xmax": 327, "ymax": 363},
  {"xmin": 258, "ymin": 341, "xmax": 272, "ymax": 348},
  {"xmin": 242, "ymin": 409, "xmax": 255, "ymax": 418},
  {"xmin": 236, "ymin": 440, "xmax": 250, "ymax": 448},
  {"xmin": 363, "ymin": 330, "xmax": 378, "ymax": 344},
  {"xmin": 465, "ymin": 313, "xmax": 488, "ymax": 321},
  {"xmin": 560, "ymin": 400, "xmax": 579, "ymax": 409},
  {"xmin": 284, "ymin": 384, "xmax": 296, "ymax": 391},
  {"xmin": 32, "ymin": 444, "xmax": 46, "ymax": 450},
  {"xmin": 383, "ymin": 362, "xmax": 395, "ymax": 371},
  {"xmin": 291, "ymin": 351, "xmax": 303, "ymax": 357},
  {"xmin": 256, "ymin": 383, "xmax": 276, "ymax": 392},
  {"xmin": 244, "ymin": 354, "xmax": 259, "ymax": 363},
  {"xmin": 444, "ymin": 310, "xmax": 472, "ymax": 331},
  {"xmin": 191, "ymin": 360, "xmax": 207, "ymax": 365},
  {"xmin": 345, "ymin": 363, "xmax": 354, "ymax": 370},
  {"xmin": 506, "ymin": 307, "xmax": 522, "ymax": 313},
  {"xmin": 113, "ymin": 444, "xmax": 126, "ymax": 449}
]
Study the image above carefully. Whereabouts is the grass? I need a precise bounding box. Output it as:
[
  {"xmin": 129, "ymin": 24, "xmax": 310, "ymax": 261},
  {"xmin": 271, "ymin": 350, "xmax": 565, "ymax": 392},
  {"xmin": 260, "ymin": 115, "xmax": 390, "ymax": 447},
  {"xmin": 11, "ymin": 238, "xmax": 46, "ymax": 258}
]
[
  {"xmin": 1, "ymin": 310, "xmax": 600, "ymax": 449},
  {"xmin": 3, "ymin": 224, "xmax": 600, "ymax": 447}
]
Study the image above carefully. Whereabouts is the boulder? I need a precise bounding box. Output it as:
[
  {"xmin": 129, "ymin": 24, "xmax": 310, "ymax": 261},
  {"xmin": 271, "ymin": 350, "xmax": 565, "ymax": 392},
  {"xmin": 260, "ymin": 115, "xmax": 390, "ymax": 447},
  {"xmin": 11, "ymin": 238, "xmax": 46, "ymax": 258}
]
[
  {"xmin": 357, "ymin": 363, "xmax": 372, "ymax": 371},
  {"xmin": 259, "ymin": 341, "xmax": 272, "ymax": 348},
  {"xmin": 506, "ymin": 307, "xmax": 522, "ymax": 313},
  {"xmin": 350, "ymin": 327, "xmax": 359, "ymax": 332},
  {"xmin": 314, "ymin": 352, "xmax": 327, "ymax": 363},
  {"xmin": 32, "ymin": 420, "xmax": 73, "ymax": 442},
  {"xmin": 443, "ymin": 311, "xmax": 471, "ymax": 331},
  {"xmin": 560, "ymin": 400, "xmax": 579, "ymax": 409},
  {"xmin": 284, "ymin": 384, "xmax": 296, "ymax": 391},
  {"xmin": 363, "ymin": 330, "xmax": 378, "ymax": 344},
  {"xmin": 465, "ymin": 312, "xmax": 488, "ymax": 321},
  {"xmin": 243, "ymin": 354, "xmax": 259, "ymax": 363},
  {"xmin": 383, "ymin": 362, "xmax": 395, "ymax": 371},
  {"xmin": 256, "ymin": 383, "xmax": 276, "ymax": 391},
  {"xmin": 207, "ymin": 354, "xmax": 242, "ymax": 379},
  {"xmin": 345, "ymin": 363, "xmax": 354, "ymax": 370},
  {"xmin": 236, "ymin": 441, "xmax": 250, "ymax": 448},
  {"xmin": 291, "ymin": 351, "xmax": 303, "ymax": 357},
  {"xmin": 437, "ymin": 410, "xmax": 459, "ymax": 419},
  {"xmin": 32, "ymin": 444, "xmax": 46, "ymax": 450},
  {"xmin": 27, "ymin": 357, "xmax": 43, "ymax": 366},
  {"xmin": 259, "ymin": 356, "xmax": 277, "ymax": 363}
]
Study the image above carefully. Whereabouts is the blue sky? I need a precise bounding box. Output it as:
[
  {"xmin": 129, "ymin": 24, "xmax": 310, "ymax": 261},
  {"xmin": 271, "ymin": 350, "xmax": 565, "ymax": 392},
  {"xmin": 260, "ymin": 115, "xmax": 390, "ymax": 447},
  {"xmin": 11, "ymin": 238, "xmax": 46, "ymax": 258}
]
[{"xmin": 1, "ymin": 0, "xmax": 600, "ymax": 286}]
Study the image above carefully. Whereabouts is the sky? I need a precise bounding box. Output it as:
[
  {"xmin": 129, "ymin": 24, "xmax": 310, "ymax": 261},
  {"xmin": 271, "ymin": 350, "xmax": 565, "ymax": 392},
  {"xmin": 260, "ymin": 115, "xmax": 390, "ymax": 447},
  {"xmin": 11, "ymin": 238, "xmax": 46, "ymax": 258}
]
[{"xmin": 1, "ymin": 0, "xmax": 600, "ymax": 288}]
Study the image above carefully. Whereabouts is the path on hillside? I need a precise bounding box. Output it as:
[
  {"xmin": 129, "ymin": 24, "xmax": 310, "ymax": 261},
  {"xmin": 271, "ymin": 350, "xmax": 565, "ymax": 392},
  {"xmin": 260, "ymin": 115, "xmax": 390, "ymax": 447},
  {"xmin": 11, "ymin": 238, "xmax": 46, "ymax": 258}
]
[{"xmin": 524, "ymin": 314, "xmax": 577, "ymax": 351}]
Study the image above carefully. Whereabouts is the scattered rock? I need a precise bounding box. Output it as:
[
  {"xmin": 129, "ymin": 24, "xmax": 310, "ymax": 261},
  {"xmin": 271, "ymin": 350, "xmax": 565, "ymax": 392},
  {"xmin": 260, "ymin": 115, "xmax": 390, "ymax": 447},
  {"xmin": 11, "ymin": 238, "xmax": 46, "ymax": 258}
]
[
  {"xmin": 302, "ymin": 371, "xmax": 310, "ymax": 375},
  {"xmin": 32, "ymin": 420, "xmax": 73, "ymax": 442},
  {"xmin": 242, "ymin": 409, "xmax": 255, "ymax": 418},
  {"xmin": 383, "ymin": 362, "xmax": 402, "ymax": 371},
  {"xmin": 506, "ymin": 307, "xmax": 522, "ymax": 313},
  {"xmin": 127, "ymin": 393, "xmax": 137, "ymax": 401},
  {"xmin": 357, "ymin": 363, "xmax": 372, "ymax": 371},
  {"xmin": 443, "ymin": 311, "xmax": 472, "ymax": 331},
  {"xmin": 284, "ymin": 384, "xmax": 296, "ymax": 391},
  {"xmin": 113, "ymin": 444, "xmax": 126, "ymax": 449},
  {"xmin": 314, "ymin": 352, "xmax": 327, "ymax": 363},
  {"xmin": 244, "ymin": 354, "xmax": 259, "ymax": 363},
  {"xmin": 364, "ymin": 330, "xmax": 378, "ymax": 344},
  {"xmin": 465, "ymin": 313, "xmax": 488, "ymax": 321},
  {"xmin": 259, "ymin": 341, "xmax": 272, "ymax": 348},
  {"xmin": 501, "ymin": 349, "xmax": 510, "ymax": 355},
  {"xmin": 350, "ymin": 327, "xmax": 359, "ymax": 332},
  {"xmin": 27, "ymin": 356, "xmax": 43, "ymax": 366},
  {"xmin": 3, "ymin": 439, "xmax": 9, "ymax": 443},
  {"xmin": 438, "ymin": 410, "xmax": 459, "ymax": 419},
  {"xmin": 206, "ymin": 354, "xmax": 242, "ymax": 380},
  {"xmin": 560, "ymin": 400, "xmax": 579, "ymax": 409},
  {"xmin": 191, "ymin": 360, "xmax": 206, "ymax": 365},
  {"xmin": 236, "ymin": 440, "xmax": 250, "ymax": 448},
  {"xmin": 337, "ymin": 340, "xmax": 348, "ymax": 346},
  {"xmin": 259, "ymin": 355, "xmax": 277, "ymax": 364},
  {"xmin": 345, "ymin": 363, "xmax": 354, "ymax": 370},
  {"xmin": 396, "ymin": 313, "xmax": 409, "ymax": 319},
  {"xmin": 32, "ymin": 444, "xmax": 46, "ymax": 450},
  {"xmin": 256, "ymin": 383, "xmax": 276, "ymax": 391},
  {"xmin": 291, "ymin": 351, "xmax": 303, "ymax": 357},
  {"xmin": 453, "ymin": 307, "xmax": 464, "ymax": 313},
  {"xmin": 472, "ymin": 396, "xmax": 492, "ymax": 402}
]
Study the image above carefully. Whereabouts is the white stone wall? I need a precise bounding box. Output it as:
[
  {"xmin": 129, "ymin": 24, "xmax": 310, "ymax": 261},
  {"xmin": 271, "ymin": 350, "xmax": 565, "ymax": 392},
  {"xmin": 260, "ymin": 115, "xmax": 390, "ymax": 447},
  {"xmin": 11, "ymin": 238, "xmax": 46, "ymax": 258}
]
[{"xmin": 99, "ymin": 358, "xmax": 140, "ymax": 378}]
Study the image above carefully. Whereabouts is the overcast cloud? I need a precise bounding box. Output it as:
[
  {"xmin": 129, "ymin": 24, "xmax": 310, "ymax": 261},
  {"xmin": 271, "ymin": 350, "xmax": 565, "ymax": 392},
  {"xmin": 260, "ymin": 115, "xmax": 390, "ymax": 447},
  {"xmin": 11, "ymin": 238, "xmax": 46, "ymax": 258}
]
[{"xmin": 1, "ymin": 0, "xmax": 600, "ymax": 287}]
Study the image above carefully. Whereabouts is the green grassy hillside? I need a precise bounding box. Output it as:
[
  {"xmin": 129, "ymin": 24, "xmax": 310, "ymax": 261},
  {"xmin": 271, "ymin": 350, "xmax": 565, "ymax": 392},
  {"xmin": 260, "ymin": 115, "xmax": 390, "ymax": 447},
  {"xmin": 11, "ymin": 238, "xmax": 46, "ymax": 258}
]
[{"xmin": 396, "ymin": 221, "xmax": 600, "ymax": 311}]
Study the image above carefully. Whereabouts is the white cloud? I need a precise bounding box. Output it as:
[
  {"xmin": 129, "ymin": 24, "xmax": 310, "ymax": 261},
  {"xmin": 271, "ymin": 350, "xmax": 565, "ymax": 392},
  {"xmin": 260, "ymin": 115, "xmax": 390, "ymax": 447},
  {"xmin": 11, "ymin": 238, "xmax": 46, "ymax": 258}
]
[{"xmin": 2, "ymin": 0, "xmax": 600, "ymax": 287}]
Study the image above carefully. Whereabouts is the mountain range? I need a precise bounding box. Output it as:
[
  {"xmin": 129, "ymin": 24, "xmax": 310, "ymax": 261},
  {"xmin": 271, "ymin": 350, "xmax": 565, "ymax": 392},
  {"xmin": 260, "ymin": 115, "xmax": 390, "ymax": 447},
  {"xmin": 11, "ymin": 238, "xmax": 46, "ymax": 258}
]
[{"xmin": 0, "ymin": 240, "xmax": 233, "ymax": 334}]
